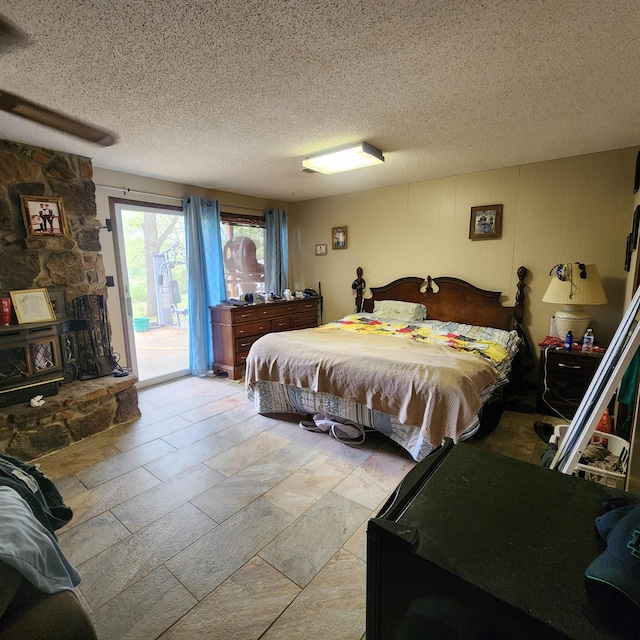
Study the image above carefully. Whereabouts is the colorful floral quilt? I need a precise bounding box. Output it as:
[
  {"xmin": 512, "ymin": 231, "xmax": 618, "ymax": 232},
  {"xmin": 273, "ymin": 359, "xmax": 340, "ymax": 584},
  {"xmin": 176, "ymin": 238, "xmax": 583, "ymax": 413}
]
[{"xmin": 246, "ymin": 314, "xmax": 520, "ymax": 461}]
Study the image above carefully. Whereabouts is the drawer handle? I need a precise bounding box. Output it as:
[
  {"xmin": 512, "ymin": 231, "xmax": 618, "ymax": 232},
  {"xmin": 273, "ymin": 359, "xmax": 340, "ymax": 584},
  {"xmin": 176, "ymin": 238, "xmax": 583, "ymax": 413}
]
[
  {"xmin": 239, "ymin": 341, "xmax": 251, "ymax": 348},
  {"xmin": 275, "ymin": 322, "xmax": 287, "ymax": 327},
  {"xmin": 239, "ymin": 354, "xmax": 247, "ymax": 362},
  {"xmin": 240, "ymin": 313, "xmax": 251, "ymax": 318},
  {"xmin": 558, "ymin": 363, "xmax": 581, "ymax": 369}
]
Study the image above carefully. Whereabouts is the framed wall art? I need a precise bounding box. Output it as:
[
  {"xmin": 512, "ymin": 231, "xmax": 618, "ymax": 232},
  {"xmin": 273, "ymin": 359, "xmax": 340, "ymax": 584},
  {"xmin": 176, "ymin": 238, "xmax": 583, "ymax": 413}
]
[
  {"xmin": 19, "ymin": 195, "xmax": 69, "ymax": 238},
  {"xmin": 9, "ymin": 288, "xmax": 56, "ymax": 324},
  {"xmin": 332, "ymin": 226, "xmax": 348, "ymax": 250},
  {"xmin": 315, "ymin": 244, "xmax": 327, "ymax": 256},
  {"xmin": 47, "ymin": 289, "xmax": 67, "ymax": 319},
  {"xmin": 469, "ymin": 204, "xmax": 503, "ymax": 240}
]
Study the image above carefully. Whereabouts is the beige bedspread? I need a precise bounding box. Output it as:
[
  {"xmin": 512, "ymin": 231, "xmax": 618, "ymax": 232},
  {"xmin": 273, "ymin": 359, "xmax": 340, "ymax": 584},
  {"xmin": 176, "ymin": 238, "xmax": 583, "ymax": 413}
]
[{"xmin": 245, "ymin": 327, "xmax": 501, "ymax": 445}]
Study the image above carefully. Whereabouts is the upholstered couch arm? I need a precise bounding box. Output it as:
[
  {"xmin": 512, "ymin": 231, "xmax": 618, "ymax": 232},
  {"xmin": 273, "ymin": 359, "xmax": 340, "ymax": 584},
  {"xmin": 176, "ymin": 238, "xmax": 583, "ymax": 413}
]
[{"xmin": 0, "ymin": 561, "xmax": 96, "ymax": 640}]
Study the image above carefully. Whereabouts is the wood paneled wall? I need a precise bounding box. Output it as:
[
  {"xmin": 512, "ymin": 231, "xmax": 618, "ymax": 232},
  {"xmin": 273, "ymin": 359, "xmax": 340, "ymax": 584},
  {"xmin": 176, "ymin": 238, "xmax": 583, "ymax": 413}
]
[{"xmin": 289, "ymin": 147, "xmax": 638, "ymax": 353}]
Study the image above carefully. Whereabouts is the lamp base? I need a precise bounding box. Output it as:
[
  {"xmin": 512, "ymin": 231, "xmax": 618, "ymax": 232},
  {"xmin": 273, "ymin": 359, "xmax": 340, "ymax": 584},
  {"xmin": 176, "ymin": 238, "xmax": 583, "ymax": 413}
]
[{"xmin": 554, "ymin": 305, "xmax": 590, "ymax": 341}]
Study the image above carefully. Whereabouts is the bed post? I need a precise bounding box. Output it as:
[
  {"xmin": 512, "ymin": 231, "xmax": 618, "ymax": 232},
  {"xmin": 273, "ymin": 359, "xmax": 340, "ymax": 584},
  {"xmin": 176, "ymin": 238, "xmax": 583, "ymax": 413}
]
[{"xmin": 514, "ymin": 265, "xmax": 527, "ymax": 328}]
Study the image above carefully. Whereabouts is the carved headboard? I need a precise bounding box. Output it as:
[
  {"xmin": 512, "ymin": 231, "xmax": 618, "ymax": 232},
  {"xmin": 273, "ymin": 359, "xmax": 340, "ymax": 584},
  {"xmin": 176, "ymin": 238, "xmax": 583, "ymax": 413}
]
[{"xmin": 354, "ymin": 266, "xmax": 527, "ymax": 331}]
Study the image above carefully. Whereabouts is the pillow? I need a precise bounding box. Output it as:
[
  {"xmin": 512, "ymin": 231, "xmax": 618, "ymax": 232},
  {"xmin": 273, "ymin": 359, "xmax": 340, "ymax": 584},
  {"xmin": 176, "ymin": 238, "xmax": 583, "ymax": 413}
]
[{"xmin": 372, "ymin": 300, "xmax": 427, "ymax": 322}]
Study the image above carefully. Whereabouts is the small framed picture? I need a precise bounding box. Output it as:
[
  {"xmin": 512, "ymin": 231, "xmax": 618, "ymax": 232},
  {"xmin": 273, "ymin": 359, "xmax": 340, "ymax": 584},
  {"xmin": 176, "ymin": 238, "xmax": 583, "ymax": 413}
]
[
  {"xmin": 332, "ymin": 226, "xmax": 348, "ymax": 250},
  {"xmin": 9, "ymin": 288, "xmax": 56, "ymax": 324},
  {"xmin": 19, "ymin": 195, "xmax": 69, "ymax": 238},
  {"xmin": 469, "ymin": 205, "xmax": 503, "ymax": 240},
  {"xmin": 47, "ymin": 289, "xmax": 67, "ymax": 319},
  {"xmin": 315, "ymin": 244, "xmax": 327, "ymax": 256}
]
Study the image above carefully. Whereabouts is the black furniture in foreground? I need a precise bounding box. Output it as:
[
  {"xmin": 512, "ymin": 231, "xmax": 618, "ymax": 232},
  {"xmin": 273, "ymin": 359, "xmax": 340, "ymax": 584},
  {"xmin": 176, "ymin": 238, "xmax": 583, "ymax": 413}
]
[{"xmin": 367, "ymin": 440, "xmax": 640, "ymax": 639}]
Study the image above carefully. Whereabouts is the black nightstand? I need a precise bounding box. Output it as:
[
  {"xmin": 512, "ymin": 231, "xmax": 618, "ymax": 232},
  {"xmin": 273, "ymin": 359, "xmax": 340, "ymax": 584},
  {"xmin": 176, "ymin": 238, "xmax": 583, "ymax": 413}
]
[{"xmin": 537, "ymin": 347, "xmax": 604, "ymax": 419}]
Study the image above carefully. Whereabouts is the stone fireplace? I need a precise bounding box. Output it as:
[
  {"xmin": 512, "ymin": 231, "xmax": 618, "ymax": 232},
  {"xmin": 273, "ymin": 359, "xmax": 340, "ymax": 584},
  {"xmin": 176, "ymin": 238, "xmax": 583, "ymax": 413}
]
[{"xmin": 0, "ymin": 139, "xmax": 140, "ymax": 459}]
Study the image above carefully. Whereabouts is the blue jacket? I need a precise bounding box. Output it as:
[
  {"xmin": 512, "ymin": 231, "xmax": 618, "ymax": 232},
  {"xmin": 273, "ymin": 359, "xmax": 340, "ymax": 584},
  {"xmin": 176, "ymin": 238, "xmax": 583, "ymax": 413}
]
[{"xmin": 0, "ymin": 453, "xmax": 73, "ymax": 535}]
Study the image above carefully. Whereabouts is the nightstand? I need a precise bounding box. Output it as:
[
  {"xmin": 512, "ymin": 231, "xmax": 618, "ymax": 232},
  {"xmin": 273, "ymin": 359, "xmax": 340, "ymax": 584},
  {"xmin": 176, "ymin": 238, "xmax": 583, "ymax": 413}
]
[{"xmin": 537, "ymin": 347, "xmax": 604, "ymax": 419}]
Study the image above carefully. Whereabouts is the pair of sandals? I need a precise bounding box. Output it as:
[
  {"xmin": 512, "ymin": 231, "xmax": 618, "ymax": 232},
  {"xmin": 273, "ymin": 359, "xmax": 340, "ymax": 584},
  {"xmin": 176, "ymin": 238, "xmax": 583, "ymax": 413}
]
[{"xmin": 299, "ymin": 413, "xmax": 369, "ymax": 445}]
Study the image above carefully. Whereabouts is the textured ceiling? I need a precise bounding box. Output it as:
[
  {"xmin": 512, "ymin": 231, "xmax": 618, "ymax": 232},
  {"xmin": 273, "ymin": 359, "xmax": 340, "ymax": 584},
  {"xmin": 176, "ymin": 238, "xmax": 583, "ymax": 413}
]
[{"xmin": 1, "ymin": 1, "xmax": 639, "ymax": 202}]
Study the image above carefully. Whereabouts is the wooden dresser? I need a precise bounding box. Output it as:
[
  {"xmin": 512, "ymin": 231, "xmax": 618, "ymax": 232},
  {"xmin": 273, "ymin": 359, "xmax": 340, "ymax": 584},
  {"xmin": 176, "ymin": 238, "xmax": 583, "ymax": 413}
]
[{"xmin": 210, "ymin": 297, "xmax": 320, "ymax": 380}]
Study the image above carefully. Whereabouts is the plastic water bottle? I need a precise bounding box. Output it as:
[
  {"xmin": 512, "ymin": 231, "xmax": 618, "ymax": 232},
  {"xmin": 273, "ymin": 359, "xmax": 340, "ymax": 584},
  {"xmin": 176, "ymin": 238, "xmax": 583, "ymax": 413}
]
[
  {"xmin": 582, "ymin": 328, "xmax": 595, "ymax": 353},
  {"xmin": 564, "ymin": 331, "xmax": 573, "ymax": 351}
]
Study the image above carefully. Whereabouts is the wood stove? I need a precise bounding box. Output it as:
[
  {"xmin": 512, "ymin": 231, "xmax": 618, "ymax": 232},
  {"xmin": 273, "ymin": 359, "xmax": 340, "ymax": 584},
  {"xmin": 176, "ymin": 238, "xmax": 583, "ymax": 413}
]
[{"xmin": 0, "ymin": 319, "xmax": 77, "ymax": 408}]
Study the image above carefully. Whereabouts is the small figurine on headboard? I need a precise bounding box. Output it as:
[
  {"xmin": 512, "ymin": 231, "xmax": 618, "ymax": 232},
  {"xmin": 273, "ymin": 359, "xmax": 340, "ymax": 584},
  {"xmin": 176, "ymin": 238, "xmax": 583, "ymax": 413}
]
[{"xmin": 351, "ymin": 266, "xmax": 366, "ymax": 313}]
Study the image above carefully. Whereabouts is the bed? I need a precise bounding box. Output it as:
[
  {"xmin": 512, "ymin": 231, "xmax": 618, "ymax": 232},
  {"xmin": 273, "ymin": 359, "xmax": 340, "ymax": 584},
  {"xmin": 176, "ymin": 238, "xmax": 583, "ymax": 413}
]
[{"xmin": 245, "ymin": 266, "xmax": 528, "ymax": 461}]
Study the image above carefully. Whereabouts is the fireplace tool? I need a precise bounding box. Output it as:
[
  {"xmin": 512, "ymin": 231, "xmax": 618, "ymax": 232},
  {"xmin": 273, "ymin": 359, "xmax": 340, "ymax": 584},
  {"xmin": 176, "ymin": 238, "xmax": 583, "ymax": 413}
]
[{"xmin": 71, "ymin": 294, "xmax": 125, "ymax": 379}]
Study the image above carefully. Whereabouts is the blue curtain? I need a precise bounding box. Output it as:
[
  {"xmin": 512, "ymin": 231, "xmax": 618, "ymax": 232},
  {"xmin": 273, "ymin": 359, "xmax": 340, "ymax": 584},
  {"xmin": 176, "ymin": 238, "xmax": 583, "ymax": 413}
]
[
  {"xmin": 265, "ymin": 208, "xmax": 288, "ymax": 296},
  {"xmin": 184, "ymin": 196, "xmax": 226, "ymax": 376}
]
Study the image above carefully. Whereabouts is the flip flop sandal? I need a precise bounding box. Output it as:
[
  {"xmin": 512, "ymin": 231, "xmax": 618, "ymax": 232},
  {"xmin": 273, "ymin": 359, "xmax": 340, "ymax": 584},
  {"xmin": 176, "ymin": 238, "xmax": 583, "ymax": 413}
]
[
  {"xmin": 299, "ymin": 420, "xmax": 330, "ymax": 432},
  {"xmin": 330, "ymin": 422, "xmax": 366, "ymax": 445}
]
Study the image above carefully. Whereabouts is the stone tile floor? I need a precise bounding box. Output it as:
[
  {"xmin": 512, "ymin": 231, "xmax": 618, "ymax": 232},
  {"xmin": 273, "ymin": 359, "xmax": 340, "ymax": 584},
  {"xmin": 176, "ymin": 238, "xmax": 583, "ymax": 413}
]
[{"xmin": 34, "ymin": 376, "xmax": 562, "ymax": 640}]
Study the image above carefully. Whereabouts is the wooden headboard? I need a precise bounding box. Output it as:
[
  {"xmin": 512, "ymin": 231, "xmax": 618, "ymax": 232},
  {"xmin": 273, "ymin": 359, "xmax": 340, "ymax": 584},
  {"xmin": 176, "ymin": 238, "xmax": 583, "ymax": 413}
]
[{"xmin": 354, "ymin": 266, "xmax": 527, "ymax": 331}]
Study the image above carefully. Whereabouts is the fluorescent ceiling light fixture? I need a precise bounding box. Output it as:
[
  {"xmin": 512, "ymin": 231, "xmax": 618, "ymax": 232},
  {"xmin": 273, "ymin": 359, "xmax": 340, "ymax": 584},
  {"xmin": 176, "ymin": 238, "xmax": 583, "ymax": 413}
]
[{"xmin": 302, "ymin": 142, "xmax": 384, "ymax": 174}]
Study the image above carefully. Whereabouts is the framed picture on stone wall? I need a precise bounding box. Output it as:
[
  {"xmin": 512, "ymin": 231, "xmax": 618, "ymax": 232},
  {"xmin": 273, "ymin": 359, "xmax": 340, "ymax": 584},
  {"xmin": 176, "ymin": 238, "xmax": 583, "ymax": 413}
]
[{"xmin": 19, "ymin": 195, "xmax": 69, "ymax": 238}]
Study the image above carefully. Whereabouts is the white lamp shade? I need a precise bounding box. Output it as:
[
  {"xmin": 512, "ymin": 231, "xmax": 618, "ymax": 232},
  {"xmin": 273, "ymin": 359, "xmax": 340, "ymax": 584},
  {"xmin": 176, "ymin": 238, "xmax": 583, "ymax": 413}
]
[
  {"xmin": 542, "ymin": 263, "xmax": 607, "ymax": 306},
  {"xmin": 302, "ymin": 142, "xmax": 384, "ymax": 174},
  {"xmin": 543, "ymin": 263, "xmax": 607, "ymax": 339}
]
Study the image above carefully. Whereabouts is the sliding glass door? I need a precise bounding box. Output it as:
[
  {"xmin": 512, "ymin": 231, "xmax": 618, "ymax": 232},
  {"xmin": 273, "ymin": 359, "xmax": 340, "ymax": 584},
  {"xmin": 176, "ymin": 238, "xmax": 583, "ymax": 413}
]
[{"xmin": 110, "ymin": 199, "xmax": 189, "ymax": 387}]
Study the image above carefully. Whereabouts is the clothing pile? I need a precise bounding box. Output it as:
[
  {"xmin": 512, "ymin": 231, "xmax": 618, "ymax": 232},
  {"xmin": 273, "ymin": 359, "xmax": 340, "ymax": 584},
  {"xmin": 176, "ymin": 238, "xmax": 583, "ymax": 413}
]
[
  {"xmin": 580, "ymin": 441, "xmax": 625, "ymax": 485},
  {"xmin": 539, "ymin": 433, "xmax": 625, "ymax": 483},
  {"xmin": 0, "ymin": 453, "xmax": 79, "ymax": 595}
]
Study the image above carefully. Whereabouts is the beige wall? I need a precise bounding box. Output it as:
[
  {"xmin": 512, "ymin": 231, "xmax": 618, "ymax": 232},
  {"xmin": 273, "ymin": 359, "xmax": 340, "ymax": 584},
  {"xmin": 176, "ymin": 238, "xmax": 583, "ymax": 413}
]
[
  {"xmin": 289, "ymin": 147, "xmax": 639, "ymax": 352},
  {"xmin": 93, "ymin": 167, "xmax": 287, "ymax": 369}
]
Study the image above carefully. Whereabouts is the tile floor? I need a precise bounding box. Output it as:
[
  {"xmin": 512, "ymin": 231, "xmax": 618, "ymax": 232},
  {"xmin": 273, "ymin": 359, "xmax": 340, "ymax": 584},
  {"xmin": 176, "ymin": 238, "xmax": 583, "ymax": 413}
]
[{"xmin": 34, "ymin": 376, "xmax": 561, "ymax": 640}]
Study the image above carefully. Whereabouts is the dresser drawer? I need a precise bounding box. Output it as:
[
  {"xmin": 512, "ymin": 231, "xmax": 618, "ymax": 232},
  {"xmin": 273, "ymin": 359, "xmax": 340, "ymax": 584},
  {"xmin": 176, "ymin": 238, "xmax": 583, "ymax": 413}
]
[
  {"xmin": 235, "ymin": 334, "xmax": 263, "ymax": 353},
  {"xmin": 270, "ymin": 316, "xmax": 291, "ymax": 331},
  {"xmin": 210, "ymin": 306, "xmax": 259, "ymax": 324},
  {"xmin": 234, "ymin": 320, "xmax": 270, "ymax": 338},
  {"xmin": 235, "ymin": 350, "xmax": 250, "ymax": 366},
  {"xmin": 298, "ymin": 300, "xmax": 319, "ymax": 313},
  {"xmin": 291, "ymin": 311, "xmax": 318, "ymax": 328},
  {"xmin": 544, "ymin": 351, "xmax": 600, "ymax": 375},
  {"xmin": 258, "ymin": 303, "xmax": 300, "ymax": 320},
  {"xmin": 232, "ymin": 308, "xmax": 260, "ymax": 323}
]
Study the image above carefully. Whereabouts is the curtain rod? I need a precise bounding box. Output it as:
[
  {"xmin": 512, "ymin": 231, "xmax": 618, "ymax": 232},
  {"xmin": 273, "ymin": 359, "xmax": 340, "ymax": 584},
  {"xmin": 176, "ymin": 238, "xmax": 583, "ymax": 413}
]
[
  {"xmin": 95, "ymin": 184, "xmax": 268, "ymax": 212},
  {"xmin": 95, "ymin": 184, "xmax": 183, "ymax": 202}
]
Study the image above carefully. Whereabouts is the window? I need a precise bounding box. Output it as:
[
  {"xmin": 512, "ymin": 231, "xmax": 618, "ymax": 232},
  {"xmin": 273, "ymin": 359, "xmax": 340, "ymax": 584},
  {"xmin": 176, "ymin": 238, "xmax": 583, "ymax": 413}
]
[{"xmin": 220, "ymin": 213, "xmax": 266, "ymax": 299}]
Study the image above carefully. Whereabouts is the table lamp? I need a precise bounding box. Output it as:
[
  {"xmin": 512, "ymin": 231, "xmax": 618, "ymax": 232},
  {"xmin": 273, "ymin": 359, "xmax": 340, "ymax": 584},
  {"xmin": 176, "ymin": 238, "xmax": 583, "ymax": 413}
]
[{"xmin": 542, "ymin": 263, "xmax": 607, "ymax": 339}]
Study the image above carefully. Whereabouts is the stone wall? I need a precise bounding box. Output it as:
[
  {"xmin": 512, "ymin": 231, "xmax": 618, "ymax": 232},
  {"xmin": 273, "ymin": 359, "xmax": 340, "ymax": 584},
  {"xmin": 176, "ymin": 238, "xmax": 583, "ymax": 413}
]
[
  {"xmin": 0, "ymin": 138, "xmax": 140, "ymax": 460},
  {"xmin": 0, "ymin": 138, "xmax": 105, "ymax": 297}
]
